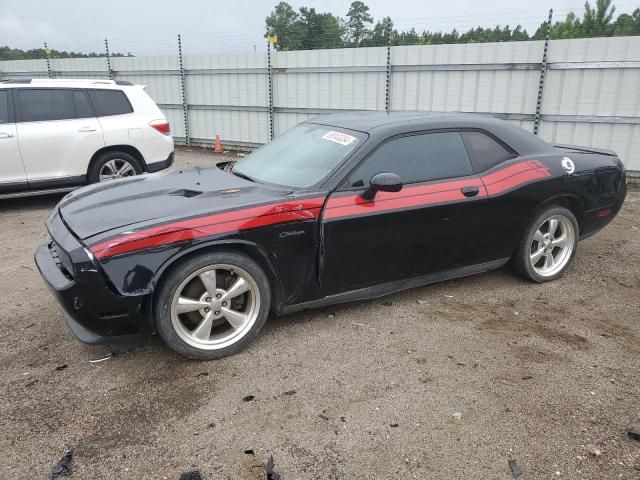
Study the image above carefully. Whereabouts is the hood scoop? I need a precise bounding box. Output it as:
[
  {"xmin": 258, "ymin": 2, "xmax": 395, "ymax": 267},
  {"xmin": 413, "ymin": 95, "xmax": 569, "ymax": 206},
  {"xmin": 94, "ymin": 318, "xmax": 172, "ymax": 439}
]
[{"xmin": 169, "ymin": 188, "xmax": 203, "ymax": 198}]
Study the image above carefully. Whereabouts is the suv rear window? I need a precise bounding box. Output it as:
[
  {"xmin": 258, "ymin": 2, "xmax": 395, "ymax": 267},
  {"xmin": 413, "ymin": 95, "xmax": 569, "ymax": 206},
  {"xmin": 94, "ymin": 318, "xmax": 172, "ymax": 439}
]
[
  {"xmin": 462, "ymin": 131, "xmax": 515, "ymax": 172},
  {"xmin": 18, "ymin": 89, "xmax": 76, "ymax": 122},
  {"xmin": 0, "ymin": 91, "xmax": 8, "ymax": 124},
  {"xmin": 88, "ymin": 90, "xmax": 133, "ymax": 116}
]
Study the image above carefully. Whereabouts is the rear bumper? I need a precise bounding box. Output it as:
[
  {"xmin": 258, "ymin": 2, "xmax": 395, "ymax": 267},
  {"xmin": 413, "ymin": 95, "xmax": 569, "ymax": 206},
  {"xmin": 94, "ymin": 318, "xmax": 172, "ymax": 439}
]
[
  {"xmin": 147, "ymin": 152, "xmax": 174, "ymax": 173},
  {"xmin": 35, "ymin": 212, "xmax": 148, "ymax": 344}
]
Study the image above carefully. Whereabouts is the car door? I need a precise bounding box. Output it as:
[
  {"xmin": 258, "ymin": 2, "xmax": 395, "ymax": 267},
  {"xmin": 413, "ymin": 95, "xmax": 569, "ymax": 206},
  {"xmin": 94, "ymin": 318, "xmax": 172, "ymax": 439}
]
[
  {"xmin": 0, "ymin": 89, "xmax": 27, "ymax": 193},
  {"xmin": 320, "ymin": 130, "xmax": 488, "ymax": 296},
  {"xmin": 15, "ymin": 88, "xmax": 104, "ymax": 186}
]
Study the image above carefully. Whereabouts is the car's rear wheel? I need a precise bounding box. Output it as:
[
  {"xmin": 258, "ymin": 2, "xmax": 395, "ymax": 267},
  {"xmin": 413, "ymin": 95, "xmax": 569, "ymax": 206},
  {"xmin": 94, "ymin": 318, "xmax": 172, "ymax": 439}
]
[
  {"xmin": 88, "ymin": 151, "xmax": 142, "ymax": 183},
  {"xmin": 513, "ymin": 206, "xmax": 579, "ymax": 283},
  {"xmin": 154, "ymin": 252, "xmax": 271, "ymax": 360}
]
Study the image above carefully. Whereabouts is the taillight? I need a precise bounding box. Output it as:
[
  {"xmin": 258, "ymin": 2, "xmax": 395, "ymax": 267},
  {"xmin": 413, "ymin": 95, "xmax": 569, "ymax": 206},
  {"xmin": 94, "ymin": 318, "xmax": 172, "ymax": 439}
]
[{"xmin": 150, "ymin": 120, "xmax": 171, "ymax": 135}]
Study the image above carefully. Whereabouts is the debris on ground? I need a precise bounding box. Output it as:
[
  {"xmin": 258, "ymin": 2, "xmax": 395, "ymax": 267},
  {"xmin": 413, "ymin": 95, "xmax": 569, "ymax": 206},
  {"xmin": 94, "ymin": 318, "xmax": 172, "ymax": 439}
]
[
  {"xmin": 55, "ymin": 364, "xmax": 68, "ymax": 371},
  {"xmin": 195, "ymin": 371, "xmax": 209, "ymax": 377},
  {"xmin": 318, "ymin": 414, "xmax": 330, "ymax": 421},
  {"xmin": 417, "ymin": 300, "xmax": 429, "ymax": 305},
  {"xmin": 389, "ymin": 423, "xmax": 399, "ymax": 428},
  {"xmin": 50, "ymin": 450, "xmax": 73, "ymax": 479},
  {"xmin": 243, "ymin": 449, "xmax": 255, "ymax": 455},
  {"xmin": 508, "ymin": 459, "xmax": 523, "ymax": 477},
  {"xmin": 628, "ymin": 425, "xmax": 640, "ymax": 440},
  {"xmin": 178, "ymin": 470, "xmax": 203, "ymax": 480},
  {"xmin": 588, "ymin": 446, "xmax": 602, "ymax": 456},
  {"xmin": 452, "ymin": 411, "xmax": 462, "ymax": 420},
  {"xmin": 282, "ymin": 389, "xmax": 296, "ymax": 396},
  {"xmin": 207, "ymin": 422, "xmax": 216, "ymax": 429},
  {"xmin": 25, "ymin": 379, "xmax": 38, "ymax": 388},
  {"xmin": 242, "ymin": 395, "xmax": 255, "ymax": 402},
  {"xmin": 633, "ymin": 464, "xmax": 640, "ymax": 471},
  {"xmin": 89, "ymin": 352, "xmax": 113, "ymax": 364},
  {"xmin": 265, "ymin": 455, "xmax": 280, "ymax": 480}
]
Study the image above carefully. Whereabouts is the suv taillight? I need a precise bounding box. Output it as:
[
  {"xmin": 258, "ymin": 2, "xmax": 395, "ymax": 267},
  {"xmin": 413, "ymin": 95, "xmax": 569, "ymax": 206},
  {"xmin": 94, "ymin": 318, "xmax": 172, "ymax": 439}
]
[{"xmin": 150, "ymin": 120, "xmax": 171, "ymax": 135}]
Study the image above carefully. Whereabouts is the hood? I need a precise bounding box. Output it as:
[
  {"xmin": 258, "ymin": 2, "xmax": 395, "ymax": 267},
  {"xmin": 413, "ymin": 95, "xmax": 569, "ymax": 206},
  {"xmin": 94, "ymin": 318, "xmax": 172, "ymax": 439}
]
[{"xmin": 58, "ymin": 166, "xmax": 293, "ymax": 241}]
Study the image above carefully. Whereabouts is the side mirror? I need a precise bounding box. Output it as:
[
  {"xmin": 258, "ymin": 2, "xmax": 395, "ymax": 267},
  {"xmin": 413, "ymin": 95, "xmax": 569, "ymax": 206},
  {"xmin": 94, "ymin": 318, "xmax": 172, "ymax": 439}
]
[{"xmin": 361, "ymin": 172, "xmax": 403, "ymax": 200}]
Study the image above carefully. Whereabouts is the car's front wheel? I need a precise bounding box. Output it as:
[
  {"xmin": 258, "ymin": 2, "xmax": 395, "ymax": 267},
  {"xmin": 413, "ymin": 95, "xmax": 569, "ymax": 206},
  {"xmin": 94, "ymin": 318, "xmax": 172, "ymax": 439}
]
[
  {"xmin": 88, "ymin": 151, "xmax": 143, "ymax": 183},
  {"xmin": 513, "ymin": 206, "xmax": 579, "ymax": 283},
  {"xmin": 154, "ymin": 251, "xmax": 271, "ymax": 360}
]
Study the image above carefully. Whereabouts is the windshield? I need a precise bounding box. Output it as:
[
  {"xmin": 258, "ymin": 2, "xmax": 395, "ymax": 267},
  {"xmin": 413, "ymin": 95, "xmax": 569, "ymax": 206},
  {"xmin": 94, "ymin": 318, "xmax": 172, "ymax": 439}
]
[{"xmin": 232, "ymin": 124, "xmax": 363, "ymax": 188}]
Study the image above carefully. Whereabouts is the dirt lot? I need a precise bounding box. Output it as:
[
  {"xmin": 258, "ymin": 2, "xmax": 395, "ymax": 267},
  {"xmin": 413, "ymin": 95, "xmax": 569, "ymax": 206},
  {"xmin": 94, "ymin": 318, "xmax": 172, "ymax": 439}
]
[{"xmin": 1, "ymin": 148, "xmax": 639, "ymax": 479}]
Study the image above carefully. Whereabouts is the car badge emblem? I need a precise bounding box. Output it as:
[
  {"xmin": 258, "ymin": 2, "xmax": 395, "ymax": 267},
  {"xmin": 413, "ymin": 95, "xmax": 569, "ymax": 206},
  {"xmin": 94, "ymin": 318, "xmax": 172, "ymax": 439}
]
[{"xmin": 561, "ymin": 157, "xmax": 575, "ymax": 174}]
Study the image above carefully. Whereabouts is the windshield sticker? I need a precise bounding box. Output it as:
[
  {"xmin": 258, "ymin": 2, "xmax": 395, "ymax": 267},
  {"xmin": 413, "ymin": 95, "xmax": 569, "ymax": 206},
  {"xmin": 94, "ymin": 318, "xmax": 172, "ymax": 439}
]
[{"xmin": 323, "ymin": 131, "xmax": 356, "ymax": 146}]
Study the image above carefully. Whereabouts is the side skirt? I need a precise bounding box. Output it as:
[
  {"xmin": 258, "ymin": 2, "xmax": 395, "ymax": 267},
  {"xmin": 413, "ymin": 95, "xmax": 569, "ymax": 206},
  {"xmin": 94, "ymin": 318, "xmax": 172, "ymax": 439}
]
[{"xmin": 279, "ymin": 258, "xmax": 510, "ymax": 315}]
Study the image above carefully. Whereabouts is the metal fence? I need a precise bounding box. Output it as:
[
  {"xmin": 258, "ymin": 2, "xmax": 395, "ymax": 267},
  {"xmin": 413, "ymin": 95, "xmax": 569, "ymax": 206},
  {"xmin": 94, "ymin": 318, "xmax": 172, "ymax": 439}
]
[{"xmin": 1, "ymin": 35, "xmax": 639, "ymax": 173}]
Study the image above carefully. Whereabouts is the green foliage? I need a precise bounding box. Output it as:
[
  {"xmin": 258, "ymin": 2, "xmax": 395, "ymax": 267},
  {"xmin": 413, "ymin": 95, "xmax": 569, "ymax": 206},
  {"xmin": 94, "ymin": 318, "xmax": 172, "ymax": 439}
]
[
  {"xmin": 0, "ymin": 46, "xmax": 132, "ymax": 61},
  {"xmin": 265, "ymin": 1, "xmax": 640, "ymax": 51},
  {"xmin": 346, "ymin": 1, "xmax": 374, "ymax": 46}
]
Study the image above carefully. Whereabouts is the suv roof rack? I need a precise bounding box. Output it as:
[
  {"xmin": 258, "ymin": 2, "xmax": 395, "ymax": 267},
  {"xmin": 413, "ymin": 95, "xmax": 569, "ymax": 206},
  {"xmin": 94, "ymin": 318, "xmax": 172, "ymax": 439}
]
[{"xmin": 0, "ymin": 78, "xmax": 136, "ymax": 86}]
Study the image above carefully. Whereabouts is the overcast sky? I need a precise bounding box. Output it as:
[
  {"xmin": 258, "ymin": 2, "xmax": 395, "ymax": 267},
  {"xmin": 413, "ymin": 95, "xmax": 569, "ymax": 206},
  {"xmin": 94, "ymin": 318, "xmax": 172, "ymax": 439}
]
[{"xmin": 1, "ymin": 0, "xmax": 638, "ymax": 55}]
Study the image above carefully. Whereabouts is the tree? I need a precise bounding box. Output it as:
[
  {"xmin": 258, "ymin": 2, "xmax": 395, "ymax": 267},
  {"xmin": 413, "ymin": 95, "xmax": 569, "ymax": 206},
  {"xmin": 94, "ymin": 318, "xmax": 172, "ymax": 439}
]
[
  {"xmin": 265, "ymin": 2, "xmax": 305, "ymax": 51},
  {"xmin": 298, "ymin": 7, "xmax": 344, "ymax": 49},
  {"xmin": 582, "ymin": 0, "xmax": 616, "ymax": 36},
  {"xmin": 346, "ymin": 1, "xmax": 373, "ymax": 46}
]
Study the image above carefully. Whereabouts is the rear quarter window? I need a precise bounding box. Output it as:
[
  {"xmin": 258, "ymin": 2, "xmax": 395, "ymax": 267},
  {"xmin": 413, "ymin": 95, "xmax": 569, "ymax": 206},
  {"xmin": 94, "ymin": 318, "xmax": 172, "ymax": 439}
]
[
  {"xmin": 0, "ymin": 91, "xmax": 8, "ymax": 123},
  {"xmin": 462, "ymin": 131, "xmax": 516, "ymax": 172},
  {"xmin": 88, "ymin": 89, "xmax": 134, "ymax": 116}
]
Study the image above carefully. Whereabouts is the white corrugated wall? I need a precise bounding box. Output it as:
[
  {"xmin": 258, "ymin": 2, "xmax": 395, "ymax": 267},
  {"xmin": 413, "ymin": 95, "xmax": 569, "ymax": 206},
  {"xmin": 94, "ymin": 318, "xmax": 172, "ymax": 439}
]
[{"xmin": 1, "ymin": 37, "xmax": 639, "ymax": 172}]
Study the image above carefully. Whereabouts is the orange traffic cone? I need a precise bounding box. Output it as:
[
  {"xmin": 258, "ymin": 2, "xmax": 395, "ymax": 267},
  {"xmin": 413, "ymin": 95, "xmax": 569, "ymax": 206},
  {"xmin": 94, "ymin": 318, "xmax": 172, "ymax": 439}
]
[{"xmin": 214, "ymin": 134, "xmax": 223, "ymax": 153}]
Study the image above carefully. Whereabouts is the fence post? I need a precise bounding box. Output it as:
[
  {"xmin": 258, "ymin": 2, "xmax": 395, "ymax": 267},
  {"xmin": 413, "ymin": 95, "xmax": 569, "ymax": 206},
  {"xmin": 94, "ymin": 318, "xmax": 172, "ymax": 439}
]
[
  {"xmin": 177, "ymin": 34, "xmax": 191, "ymax": 147},
  {"xmin": 533, "ymin": 8, "xmax": 553, "ymax": 135},
  {"xmin": 266, "ymin": 39, "xmax": 275, "ymax": 141},
  {"xmin": 104, "ymin": 38, "xmax": 113, "ymax": 80},
  {"xmin": 385, "ymin": 24, "xmax": 392, "ymax": 113},
  {"xmin": 44, "ymin": 42, "xmax": 53, "ymax": 78}
]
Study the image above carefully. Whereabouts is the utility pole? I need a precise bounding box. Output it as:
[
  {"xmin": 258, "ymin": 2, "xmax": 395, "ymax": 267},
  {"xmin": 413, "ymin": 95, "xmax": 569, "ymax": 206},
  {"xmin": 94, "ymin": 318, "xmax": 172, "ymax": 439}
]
[
  {"xmin": 104, "ymin": 38, "xmax": 113, "ymax": 80},
  {"xmin": 44, "ymin": 42, "xmax": 52, "ymax": 78}
]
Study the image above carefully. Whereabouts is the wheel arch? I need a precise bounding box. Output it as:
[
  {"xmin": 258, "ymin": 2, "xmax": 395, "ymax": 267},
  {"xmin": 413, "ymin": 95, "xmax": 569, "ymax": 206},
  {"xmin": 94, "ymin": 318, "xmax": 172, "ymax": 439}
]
[
  {"xmin": 149, "ymin": 239, "xmax": 284, "ymax": 317},
  {"xmin": 532, "ymin": 193, "xmax": 585, "ymax": 234},
  {"xmin": 88, "ymin": 145, "xmax": 149, "ymax": 177}
]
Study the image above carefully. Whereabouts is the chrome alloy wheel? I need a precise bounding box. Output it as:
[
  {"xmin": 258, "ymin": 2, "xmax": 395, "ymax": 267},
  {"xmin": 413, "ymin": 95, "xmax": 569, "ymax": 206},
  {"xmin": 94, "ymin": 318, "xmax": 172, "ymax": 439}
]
[
  {"xmin": 99, "ymin": 159, "xmax": 137, "ymax": 181},
  {"xmin": 170, "ymin": 264, "xmax": 261, "ymax": 350},
  {"xmin": 529, "ymin": 214, "xmax": 575, "ymax": 277}
]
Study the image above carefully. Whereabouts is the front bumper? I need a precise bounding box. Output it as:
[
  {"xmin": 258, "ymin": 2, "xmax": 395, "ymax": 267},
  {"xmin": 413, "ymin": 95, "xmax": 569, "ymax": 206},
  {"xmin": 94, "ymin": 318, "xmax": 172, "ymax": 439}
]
[{"xmin": 35, "ymin": 211, "xmax": 148, "ymax": 344}]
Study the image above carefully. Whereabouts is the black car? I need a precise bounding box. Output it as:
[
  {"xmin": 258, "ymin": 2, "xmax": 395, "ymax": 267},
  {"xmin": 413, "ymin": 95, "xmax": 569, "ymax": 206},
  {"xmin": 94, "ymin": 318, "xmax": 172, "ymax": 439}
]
[{"xmin": 35, "ymin": 112, "xmax": 626, "ymax": 359}]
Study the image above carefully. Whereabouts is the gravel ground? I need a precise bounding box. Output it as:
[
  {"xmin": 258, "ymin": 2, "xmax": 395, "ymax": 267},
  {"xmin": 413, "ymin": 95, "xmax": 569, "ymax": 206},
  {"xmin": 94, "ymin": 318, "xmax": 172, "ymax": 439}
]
[{"xmin": 1, "ymin": 148, "xmax": 639, "ymax": 479}]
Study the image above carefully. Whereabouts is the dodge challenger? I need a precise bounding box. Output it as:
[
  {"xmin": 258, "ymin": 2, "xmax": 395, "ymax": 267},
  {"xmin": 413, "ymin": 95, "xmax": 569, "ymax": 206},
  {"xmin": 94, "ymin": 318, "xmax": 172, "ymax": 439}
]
[{"xmin": 35, "ymin": 112, "xmax": 627, "ymax": 359}]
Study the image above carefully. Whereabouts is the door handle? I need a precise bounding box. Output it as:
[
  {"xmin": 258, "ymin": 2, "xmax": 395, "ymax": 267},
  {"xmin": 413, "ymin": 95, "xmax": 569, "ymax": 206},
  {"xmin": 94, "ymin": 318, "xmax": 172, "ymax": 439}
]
[
  {"xmin": 0, "ymin": 132, "xmax": 15, "ymax": 139},
  {"xmin": 461, "ymin": 185, "xmax": 480, "ymax": 197},
  {"xmin": 78, "ymin": 127, "xmax": 97, "ymax": 132}
]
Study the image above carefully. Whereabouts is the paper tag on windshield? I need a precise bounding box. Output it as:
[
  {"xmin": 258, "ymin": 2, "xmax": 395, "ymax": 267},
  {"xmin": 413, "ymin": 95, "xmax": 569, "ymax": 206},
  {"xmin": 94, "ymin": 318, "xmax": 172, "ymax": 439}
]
[{"xmin": 323, "ymin": 131, "xmax": 356, "ymax": 146}]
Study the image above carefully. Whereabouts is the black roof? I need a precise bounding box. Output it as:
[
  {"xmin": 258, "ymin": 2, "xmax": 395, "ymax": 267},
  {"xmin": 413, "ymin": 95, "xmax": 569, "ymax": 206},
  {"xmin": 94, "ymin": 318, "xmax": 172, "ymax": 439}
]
[{"xmin": 308, "ymin": 111, "xmax": 555, "ymax": 156}]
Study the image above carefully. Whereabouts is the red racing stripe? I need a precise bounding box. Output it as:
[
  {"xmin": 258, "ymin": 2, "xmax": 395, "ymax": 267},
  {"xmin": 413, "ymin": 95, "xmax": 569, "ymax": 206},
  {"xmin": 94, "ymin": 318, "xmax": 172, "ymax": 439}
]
[
  {"xmin": 89, "ymin": 160, "xmax": 552, "ymax": 259},
  {"xmin": 91, "ymin": 197, "xmax": 324, "ymax": 259}
]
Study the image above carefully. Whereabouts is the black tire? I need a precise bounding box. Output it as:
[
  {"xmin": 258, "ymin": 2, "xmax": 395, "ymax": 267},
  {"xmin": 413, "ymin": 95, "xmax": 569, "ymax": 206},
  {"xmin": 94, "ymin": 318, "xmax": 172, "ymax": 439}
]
[
  {"xmin": 153, "ymin": 251, "xmax": 271, "ymax": 360},
  {"xmin": 88, "ymin": 151, "xmax": 143, "ymax": 184},
  {"xmin": 513, "ymin": 206, "xmax": 579, "ymax": 283}
]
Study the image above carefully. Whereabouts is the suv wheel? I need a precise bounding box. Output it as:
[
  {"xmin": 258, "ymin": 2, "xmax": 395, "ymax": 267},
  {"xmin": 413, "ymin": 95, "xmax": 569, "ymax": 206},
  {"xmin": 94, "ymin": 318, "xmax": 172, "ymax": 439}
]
[
  {"xmin": 154, "ymin": 251, "xmax": 271, "ymax": 360},
  {"xmin": 89, "ymin": 151, "xmax": 143, "ymax": 183}
]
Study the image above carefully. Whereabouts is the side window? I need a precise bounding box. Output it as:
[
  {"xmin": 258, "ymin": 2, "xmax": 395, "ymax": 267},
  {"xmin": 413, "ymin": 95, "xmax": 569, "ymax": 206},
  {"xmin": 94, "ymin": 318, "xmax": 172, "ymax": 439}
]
[
  {"xmin": 347, "ymin": 132, "xmax": 473, "ymax": 187},
  {"xmin": 0, "ymin": 91, "xmax": 8, "ymax": 124},
  {"xmin": 461, "ymin": 131, "xmax": 515, "ymax": 172},
  {"xmin": 73, "ymin": 90, "xmax": 94, "ymax": 118},
  {"xmin": 88, "ymin": 90, "xmax": 133, "ymax": 116},
  {"xmin": 18, "ymin": 89, "xmax": 77, "ymax": 122}
]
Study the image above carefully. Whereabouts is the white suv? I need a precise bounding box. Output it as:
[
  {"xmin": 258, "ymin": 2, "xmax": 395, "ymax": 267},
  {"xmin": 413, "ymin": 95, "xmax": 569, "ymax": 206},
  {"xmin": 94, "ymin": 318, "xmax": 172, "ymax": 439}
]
[{"xmin": 0, "ymin": 79, "xmax": 174, "ymax": 198}]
